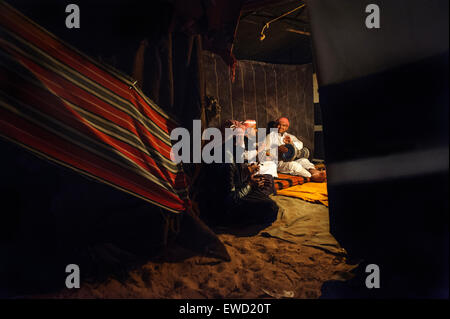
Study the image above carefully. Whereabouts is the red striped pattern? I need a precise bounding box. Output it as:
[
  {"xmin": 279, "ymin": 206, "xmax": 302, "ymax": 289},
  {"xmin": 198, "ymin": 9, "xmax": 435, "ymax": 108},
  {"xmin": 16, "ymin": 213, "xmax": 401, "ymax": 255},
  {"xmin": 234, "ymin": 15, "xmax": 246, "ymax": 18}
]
[
  {"xmin": 274, "ymin": 173, "xmax": 309, "ymax": 191},
  {"xmin": 0, "ymin": 2, "xmax": 189, "ymax": 213}
]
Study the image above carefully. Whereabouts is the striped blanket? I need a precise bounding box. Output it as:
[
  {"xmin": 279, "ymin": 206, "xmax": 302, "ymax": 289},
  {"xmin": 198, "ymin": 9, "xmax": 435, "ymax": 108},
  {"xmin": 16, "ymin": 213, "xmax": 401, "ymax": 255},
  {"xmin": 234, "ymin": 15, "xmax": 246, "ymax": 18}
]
[
  {"xmin": 0, "ymin": 2, "xmax": 189, "ymax": 213},
  {"xmin": 274, "ymin": 173, "xmax": 309, "ymax": 191}
]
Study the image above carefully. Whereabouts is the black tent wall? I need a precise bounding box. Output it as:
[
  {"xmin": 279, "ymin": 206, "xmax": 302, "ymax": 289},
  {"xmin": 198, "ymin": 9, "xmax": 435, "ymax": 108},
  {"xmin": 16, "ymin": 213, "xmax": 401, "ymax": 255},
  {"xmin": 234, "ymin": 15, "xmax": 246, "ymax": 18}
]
[
  {"xmin": 203, "ymin": 52, "xmax": 315, "ymax": 152},
  {"xmin": 309, "ymin": 0, "xmax": 449, "ymax": 298}
]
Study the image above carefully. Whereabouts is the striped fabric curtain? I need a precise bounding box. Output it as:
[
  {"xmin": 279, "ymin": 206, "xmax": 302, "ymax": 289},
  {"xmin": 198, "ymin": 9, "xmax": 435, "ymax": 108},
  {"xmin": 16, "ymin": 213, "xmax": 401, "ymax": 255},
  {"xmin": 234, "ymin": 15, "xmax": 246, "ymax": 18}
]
[{"xmin": 0, "ymin": 2, "xmax": 189, "ymax": 213}]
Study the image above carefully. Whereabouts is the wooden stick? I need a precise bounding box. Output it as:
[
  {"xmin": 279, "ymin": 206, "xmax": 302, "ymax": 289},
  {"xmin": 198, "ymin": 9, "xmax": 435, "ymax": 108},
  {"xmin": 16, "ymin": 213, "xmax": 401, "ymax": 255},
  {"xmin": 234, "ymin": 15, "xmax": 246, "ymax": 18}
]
[
  {"xmin": 286, "ymin": 28, "xmax": 311, "ymax": 36},
  {"xmin": 167, "ymin": 32, "xmax": 174, "ymax": 109},
  {"xmin": 186, "ymin": 35, "xmax": 194, "ymax": 67},
  {"xmin": 195, "ymin": 35, "xmax": 207, "ymax": 131}
]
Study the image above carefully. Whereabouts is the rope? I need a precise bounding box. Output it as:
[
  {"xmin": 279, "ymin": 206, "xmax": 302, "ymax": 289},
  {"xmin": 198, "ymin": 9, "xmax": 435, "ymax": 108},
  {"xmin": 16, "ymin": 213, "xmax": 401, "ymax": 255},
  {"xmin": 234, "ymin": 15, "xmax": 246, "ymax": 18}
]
[{"xmin": 260, "ymin": 3, "xmax": 306, "ymax": 41}]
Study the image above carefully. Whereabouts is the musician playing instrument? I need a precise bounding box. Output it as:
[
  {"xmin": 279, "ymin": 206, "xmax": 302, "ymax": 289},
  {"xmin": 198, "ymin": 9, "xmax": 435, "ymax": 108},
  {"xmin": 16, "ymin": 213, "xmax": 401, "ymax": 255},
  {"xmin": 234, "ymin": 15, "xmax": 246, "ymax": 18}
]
[{"xmin": 264, "ymin": 117, "xmax": 326, "ymax": 182}]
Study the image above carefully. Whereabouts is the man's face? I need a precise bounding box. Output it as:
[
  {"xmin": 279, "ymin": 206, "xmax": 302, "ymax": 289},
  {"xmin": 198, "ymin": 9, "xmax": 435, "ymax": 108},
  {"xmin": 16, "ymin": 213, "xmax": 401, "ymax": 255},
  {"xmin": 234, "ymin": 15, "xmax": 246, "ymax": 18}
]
[
  {"xmin": 277, "ymin": 121, "xmax": 289, "ymax": 134},
  {"xmin": 246, "ymin": 124, "xmax": 257, "ymax": 137}
]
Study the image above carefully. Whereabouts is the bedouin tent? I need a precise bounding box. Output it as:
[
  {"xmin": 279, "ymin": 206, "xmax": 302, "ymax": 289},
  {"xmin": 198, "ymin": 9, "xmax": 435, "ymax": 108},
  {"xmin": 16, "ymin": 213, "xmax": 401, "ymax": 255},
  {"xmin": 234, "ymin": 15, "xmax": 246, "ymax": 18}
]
[
  {"xmin": 0, "ymin": 2, "xmax": 190, "ymax": 213},
  {"xmin": 0, "ymin": 2, "xmax": 228, "ymax": 295}
]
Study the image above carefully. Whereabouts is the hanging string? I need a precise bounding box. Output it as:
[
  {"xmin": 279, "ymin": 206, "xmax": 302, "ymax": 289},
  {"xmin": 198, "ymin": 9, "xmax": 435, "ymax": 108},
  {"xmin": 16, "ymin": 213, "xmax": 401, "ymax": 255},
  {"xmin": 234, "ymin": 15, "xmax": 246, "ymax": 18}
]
[{"xmin": 260, "ymin": 3, "xmax": 306, "ymax": 41}]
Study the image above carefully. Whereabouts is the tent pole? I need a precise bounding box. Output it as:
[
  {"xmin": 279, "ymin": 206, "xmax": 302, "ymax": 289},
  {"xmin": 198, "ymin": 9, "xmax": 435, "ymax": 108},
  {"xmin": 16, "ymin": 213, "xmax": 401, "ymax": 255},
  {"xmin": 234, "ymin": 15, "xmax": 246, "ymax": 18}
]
[
  {"xmin": 195, "ymin": 35, "xmax": 207, "ymax": 132},
  {"xmin": 167, "ymin": 32, "xmax": 174, "ymax": 109}
]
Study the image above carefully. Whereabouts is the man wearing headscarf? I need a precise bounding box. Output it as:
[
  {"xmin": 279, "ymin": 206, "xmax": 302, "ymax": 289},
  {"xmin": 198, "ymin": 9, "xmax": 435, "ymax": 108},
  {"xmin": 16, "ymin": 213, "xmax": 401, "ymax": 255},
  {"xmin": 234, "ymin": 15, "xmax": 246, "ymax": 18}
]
[
  {"xmin": 200, "ymin": 119, "xmax": 278, "ymax": 227},
  {"xmin": 241, "ymin": 119, "xmax": 258, "ymax": 162},
  {"xmin": 264, "ymin": 117, "xmax": 326, "ymax": 182}
]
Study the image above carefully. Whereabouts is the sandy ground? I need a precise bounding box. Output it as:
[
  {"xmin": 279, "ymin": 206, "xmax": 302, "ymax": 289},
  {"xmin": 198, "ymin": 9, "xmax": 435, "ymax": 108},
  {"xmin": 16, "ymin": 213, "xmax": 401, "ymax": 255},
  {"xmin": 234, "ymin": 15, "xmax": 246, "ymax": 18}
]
[
  {"xmin": 50, "ymin": 236, "xmax": 351, "ymax": 299},
  {"xmin": 42, "ymin": 196, "xmax": 356, "ymax": 299}
]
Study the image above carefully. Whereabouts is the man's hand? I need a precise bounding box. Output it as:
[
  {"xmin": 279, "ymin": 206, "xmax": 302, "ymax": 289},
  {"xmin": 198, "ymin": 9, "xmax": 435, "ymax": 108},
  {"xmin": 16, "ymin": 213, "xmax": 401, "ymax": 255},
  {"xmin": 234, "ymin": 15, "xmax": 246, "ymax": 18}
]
[
  {"xmin": 250, "ymin": 174, "xmax": 265, "ymax": 188},
  {"xmin": 247, "ymin": 163, "xmax": 260, "ymax": 175},
  {"xmin": 283, "ymin": 135, "xmax": 291, "ymax": 144},
  {"xmin": 278, "ymin": 145, "xmax": 288, "ymax": 153},
  {"xmin": 258, "ymin": 175, "xmax": 272, "ymax": 187}
]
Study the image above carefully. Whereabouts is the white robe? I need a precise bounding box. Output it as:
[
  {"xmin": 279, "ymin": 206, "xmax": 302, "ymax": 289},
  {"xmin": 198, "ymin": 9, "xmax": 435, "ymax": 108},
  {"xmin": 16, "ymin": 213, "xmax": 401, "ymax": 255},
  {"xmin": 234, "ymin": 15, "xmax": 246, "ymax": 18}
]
[{"xmin": 263, "ymin": 131, "xmax": 315, "ymax": 178}]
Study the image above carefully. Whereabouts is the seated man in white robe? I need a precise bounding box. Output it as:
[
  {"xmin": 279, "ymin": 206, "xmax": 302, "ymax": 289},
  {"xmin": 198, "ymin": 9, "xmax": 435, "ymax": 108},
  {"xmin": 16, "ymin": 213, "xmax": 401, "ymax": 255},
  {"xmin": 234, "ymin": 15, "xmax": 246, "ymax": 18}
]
[
  {"xmin": 264, "ymin": 117, "xmax": 326, "ymax": 182},
  {"xmin": 241, "ymin": 119, "xmax": 258, "ymax": 163}
]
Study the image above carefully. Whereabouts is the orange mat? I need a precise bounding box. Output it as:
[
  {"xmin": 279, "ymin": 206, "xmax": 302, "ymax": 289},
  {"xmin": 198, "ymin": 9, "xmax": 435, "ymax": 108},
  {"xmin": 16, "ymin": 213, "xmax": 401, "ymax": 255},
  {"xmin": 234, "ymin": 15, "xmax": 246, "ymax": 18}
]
[{"xmin": 276, "ymin": 182, "xmax": 328, "ymax": 207}]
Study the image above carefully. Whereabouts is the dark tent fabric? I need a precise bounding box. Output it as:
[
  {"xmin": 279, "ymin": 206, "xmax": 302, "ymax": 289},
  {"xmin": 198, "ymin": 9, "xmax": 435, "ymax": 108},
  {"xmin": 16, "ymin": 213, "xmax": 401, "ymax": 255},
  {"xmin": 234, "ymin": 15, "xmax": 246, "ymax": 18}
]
[
  {"xmin": 309, "ymin": 0, "xmax": 448, "ymax": 298},
  {"xmin": 0, "ymin": 2, "xmax": 230, "ymax": 297},
  {"xmin": 202, "ymin": 52, "xmax": 314, "ymax": 152},
  {"xmin": 0, "ymin": 2, "xmax": 189, "ymax": 213}
]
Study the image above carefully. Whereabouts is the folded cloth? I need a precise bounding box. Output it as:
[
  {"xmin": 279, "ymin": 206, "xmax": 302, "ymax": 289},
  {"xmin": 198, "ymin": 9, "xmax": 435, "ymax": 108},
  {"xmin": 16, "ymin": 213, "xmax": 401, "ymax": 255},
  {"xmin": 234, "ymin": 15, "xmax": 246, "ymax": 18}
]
[
  {"xmin": 276, "ymin": 182, "xmax": 328, "ymax": 207},
  {"xmin": 273, "ymin": 173, "xmax": 309, "ymax": 191}
]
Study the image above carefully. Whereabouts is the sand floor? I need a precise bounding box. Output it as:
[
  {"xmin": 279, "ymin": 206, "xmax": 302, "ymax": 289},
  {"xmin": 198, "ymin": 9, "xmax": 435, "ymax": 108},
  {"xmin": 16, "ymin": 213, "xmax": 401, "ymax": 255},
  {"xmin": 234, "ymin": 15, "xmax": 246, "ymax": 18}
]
[{"xmin": 43, "ymin": 196, "xmax": 356, "ymax": 299}]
